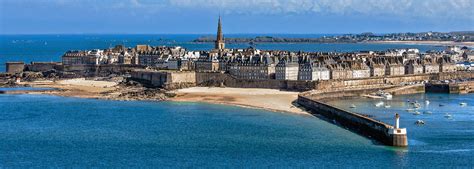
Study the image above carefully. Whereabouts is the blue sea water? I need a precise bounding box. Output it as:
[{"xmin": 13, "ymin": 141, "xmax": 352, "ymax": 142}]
[
  {"xmin": 0, "ymin": 34, "xmax": 446, "ymax": 72},
  {"xmin": 0, "ymin": 92, "xmax": 473, "ymax": 167}
]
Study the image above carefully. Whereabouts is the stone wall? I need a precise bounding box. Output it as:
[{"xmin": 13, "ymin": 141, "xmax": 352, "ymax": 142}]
[
  {"xmin": 6, "ymin": 62, "xmax": 24, "ymax": 74},
  {"xmin": 25, "ymin": 62, "xmax": 63, "ymax": 72},
  {"xmin": 297, "ymin": 94, "xmax": 407, "ymax": 146}
]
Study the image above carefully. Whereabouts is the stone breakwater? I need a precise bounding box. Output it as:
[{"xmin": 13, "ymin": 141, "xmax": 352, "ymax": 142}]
[{"xmin": 297, "ymin": 92, "xmax": 408, "ymax": 147}]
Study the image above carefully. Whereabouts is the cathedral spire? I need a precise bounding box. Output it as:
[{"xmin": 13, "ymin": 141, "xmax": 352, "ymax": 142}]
[{"xmin": 215, "ymin": 16, "xmax": 225, "ymax": 50}]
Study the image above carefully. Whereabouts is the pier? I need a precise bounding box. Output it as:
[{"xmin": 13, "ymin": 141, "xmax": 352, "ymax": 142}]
[{"xmin": 298, "ymin": 92, "xmax": 408, "ymax": 147}]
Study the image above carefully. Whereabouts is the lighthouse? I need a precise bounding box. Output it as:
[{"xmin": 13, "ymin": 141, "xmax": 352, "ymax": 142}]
[
  {"xmin": 395, "ymin": 113, "xmax": 400, "ymax": 129},
  {"xmin": 388, "ymin": 113, "xmax": 408, "ymax": 146}
]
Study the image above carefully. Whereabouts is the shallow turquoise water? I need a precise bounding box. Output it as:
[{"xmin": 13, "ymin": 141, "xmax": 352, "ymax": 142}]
[{"xmin": 0, "ymin": 92, "xmax": 472, "ymax": 167}]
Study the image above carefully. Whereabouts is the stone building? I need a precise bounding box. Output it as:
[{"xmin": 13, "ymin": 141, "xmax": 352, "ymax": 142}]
[
  {"xmin": 404, "ymin": 59, "xmax": 424, "ymax": 75},
  {"xmin": 275, "ymin": 58, "xmax": 299, "ymax": 80},
  {"xmin": 228, "ymin": 55, "xmax": 275, "ymax": 80},
  {"xmin": 328, "ymin": 63, "xmax": 352, "ymax": 80},
  {"xmin": 350, "ymin": 62, "xmax": 370, "ymax": 78},
  {"xmin": 422, "ymin": 58, "xmax": 440, "ymax": 74},
  {"xmin": 385, "ymin": 57, "xmax": 405, "ymax": 76},
  {"xmin": 367, "ymin": 58, "xmax": 385, "ymax": 77},
  {"xmin": 62, "ymin": 50, "xmax": 87, "ymax": 65},
  {"xmin": 215, "ymin": 16, "xmax": 225, "ymax": 50},
  {"xmin": 298, "ymin": 62, "xmax": 330, "ymax": 81},
  {"xmin": 6, "ymin": 62, "xmax": 24, "ymax": 74},
  {"xmin": 438, "ymin": 56, "xmax": 457, "ymax": 73}
]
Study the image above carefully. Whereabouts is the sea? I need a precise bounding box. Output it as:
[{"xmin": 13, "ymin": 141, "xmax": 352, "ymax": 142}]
[
  {"xmin": 0, "ymin": 93, "xmax": 473, "ymax": 168},
  {"xmin": 0, "ymin": 35, "xmax": 472, "ymax": 168}
]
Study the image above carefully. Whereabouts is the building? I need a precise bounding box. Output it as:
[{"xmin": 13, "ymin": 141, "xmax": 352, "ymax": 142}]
[
  {"xmin": 215, "ymin": 16, "xmax": 225, "ymax": 50},
  {"xmin": 367, "ymin": 59, "xmax": 385, "ymax": 77},
  {"xmin": 62, "ymin": 50, "xmax": 87, "ymax": 65},
  {"xmin": 404, "ymin": 59, "xmax": 424, "ymax": 75},
  {"xmin": 298, "ymin": 62, "xmax": 330, "ymax": 81},
  {"xmin": 328, "ymin": 63, "xmax": 352, "ymax": 80},
  {"xmin": 350, "ymin": 62, "xmax": 370, "ymax": 78},
  {"xmin": 422, "ymin": 58, "xmax": 440, "ymax": 74},
  {"xmin": 438, "ymin": 56, "xmax": 457, "ymax": 73},
  {"xmin": 385, "ymin": 57, "xmax": 405, "ymax": 76},
  {"xmin": 228, "ymin": 55, "xmax": 275, "ymax": 80},
  {"xmin": 6, "ymin": 62, "xmax": 24, "ymax": 74},
  {"xmin": 275, "ymin": 58, "xmax": 299, "ymax": 80}
]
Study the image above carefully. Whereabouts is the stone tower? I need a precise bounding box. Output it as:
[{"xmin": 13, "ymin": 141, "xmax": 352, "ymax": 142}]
[{"xmin": 215, "ymin": 16, "xmax": 225, "ymax": 50}]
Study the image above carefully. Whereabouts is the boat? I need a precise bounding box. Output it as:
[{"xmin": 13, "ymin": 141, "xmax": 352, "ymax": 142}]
[
  {"xmin": 439, "ymin": 104, "xmax": 445, "ymax": 107},
  {"xmin": 415, "ymin": 120, "xmax": 425, "ymax": 125},
  {"xmin": 384, "ymin": 105, "xmax": 391, "ymax": 108},
  {"xmin": 350, "ymin": 104, "xmax": 357, "ymax": 108},
  {"xmin": 413, "ymin": 111, "xmax": 421, "ymax": 115},
  {"xmin": 423, "ymin": 111, "xmax": 433, "ymax": 114},
  {"xmin": 406, "ymin": 108, "xmax": 415, "ymax": 112},
  {"xmin": 375, "ymin": 101, "xmax": 384, "ymax": 107},
  {"xmin": 425, "ymin": 100, "xmax": 430, "ymax": 105},
  {"xmin": 444, "ymin": 113, "xmax": 453, "ymax": 119},
  {"xmin": 376, "ymin": 90, "xmax": 392, "ymax": 99},
  {"xmin": 460, "ymin": 102, "xmax": 467, "ymax": 106},
  {"xmin": 413, "ymin": 103, "xmax": 421, "ymax": 109}
]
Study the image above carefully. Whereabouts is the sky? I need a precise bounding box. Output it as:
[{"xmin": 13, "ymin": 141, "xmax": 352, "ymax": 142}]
[{"xmin": 0, "ymin": 0, "xmax": 473, "ymax": 34}]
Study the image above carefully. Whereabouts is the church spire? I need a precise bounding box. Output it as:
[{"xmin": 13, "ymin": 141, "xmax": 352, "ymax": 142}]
[{"xmin": 215, "ymin": 16, "xmax": 225, "ymax": 50}]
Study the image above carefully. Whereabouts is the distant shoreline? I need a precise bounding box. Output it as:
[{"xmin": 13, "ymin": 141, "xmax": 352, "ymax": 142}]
[{"xmin": 364, "ymin": 41, "xmax": 474, "ymax": 47}]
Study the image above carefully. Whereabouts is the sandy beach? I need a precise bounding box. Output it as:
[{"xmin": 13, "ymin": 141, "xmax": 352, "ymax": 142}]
[
  {"xmin": 5, "ymin": 79, "xmax": 309, "ymax": 115},
  {"xmin": 170, "ymin": 87, "xmax": 309, "ymax": 115},
  {"xmin": 367, "ymin": 40, "xmax": 474, "ymax": 47},
  {"xmin": 12, "ymin": 78, "xmax": 120, "ymax": 99}
]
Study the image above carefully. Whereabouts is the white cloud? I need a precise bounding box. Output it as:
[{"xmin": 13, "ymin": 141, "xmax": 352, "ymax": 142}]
[{"xmin": 165, "ymin": 0, "xmax": 473, "ymax": 20}]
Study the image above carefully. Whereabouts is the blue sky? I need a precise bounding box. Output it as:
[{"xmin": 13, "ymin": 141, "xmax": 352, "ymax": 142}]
[{"xmin": 0, "ymin": 0, "xmax": 473, "ymax": 34}]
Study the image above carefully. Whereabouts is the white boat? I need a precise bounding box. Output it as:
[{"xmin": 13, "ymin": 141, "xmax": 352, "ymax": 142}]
[
  {"xmin": 413, "ymin": 111, "xmax": 421, "ymax": 115},
  {"xmin": 406, "ymin": 108, "xmax": 415, "ymax": 112},
  {"xmin": 415, "ymin": 120, "xmax": 425, "ymax": 125},
  {"xmin": 375, "ymin": 101, "xmax": 384, "ymax": 107},
  {"xmin": 384, "ymin": 105, "xmax": 391, "ymax": 108},
  {"xmin": 460, "ymin": 102, "xmax": 467, "ymax": 106},
  {"xmin": 425, "ymin": 100, "xmax": 430, "ymax": 105},
  {"xmin": 350, "ymin": 104, "xmax": 357, "ymax": 108},
  {"xmin": 444, "ymin": 113, "xmax": 453, "ymax": 119},
  {"xmin": 376, "ymin": 90, "xmax": 393, "ymax": 99},
  {"xmin": 413, "ymin": 103, "xmax": 421, "ymax": 109}
]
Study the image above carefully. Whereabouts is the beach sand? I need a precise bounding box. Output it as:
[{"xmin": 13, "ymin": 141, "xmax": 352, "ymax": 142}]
[
  {"xmin": 170, "ymin": 87, "xmax": 309, "ymax": 115},
  {"xmin": 9, "ymin": 79, "xmax": 309, "ymax": 115},
  {"xmin": 14, "ymin": 78, "xmax": 119, "ymax": 99}
]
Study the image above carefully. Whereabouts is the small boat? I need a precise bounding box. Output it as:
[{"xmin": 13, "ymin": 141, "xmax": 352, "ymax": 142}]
[
  {"xmin": 384, "ymin": 105, "xmax": 391, "ymax": 108},
  {"xmin": 406, "ymin": 108, "xmax": 415, "ymax": 112},
  {"xmin": 439, "ymin": 104, "xmax": 444, "ymax": 107},
  {"xmin": 415, "ymin": 120, "xmax": 425, "ymax": 125},
  {"xmin": 423, "ymin": 111, "xmax": 433, "ymax": 114},
  {"xmin": 350, "ymin": 104, "xmax": 357, "ymax": 108},
  {"xmin": 444, "ymin": 113, "xmax": 453, "ymax": 119},
  {"xmin": 460, "ymin": 102, "xmax": 467, "ymax": 106},
  {"xmin": 375, "ymin": 101, "xmax": 384, "ymax": 107},
  {"xmin": 413, "ymin": 111, "xmax": 421, "ymax": 115},
  {"xmin": 413, "ymin": 103, "xmax": 421, "ymax": 109},
  {"xmin": 425, "ymin": 100, "xmax": 430, "ymax": 105},
  {"xmin": 376, "ymin": 90, "xmax": 393, "ymax": 99}
]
